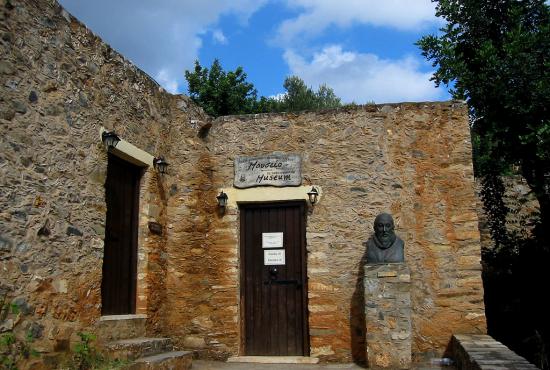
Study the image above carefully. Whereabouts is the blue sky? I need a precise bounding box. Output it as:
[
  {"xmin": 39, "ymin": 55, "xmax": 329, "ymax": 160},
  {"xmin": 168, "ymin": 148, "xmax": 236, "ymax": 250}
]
[{"xmin": 58, "ymin": 0, "xmax": 450, "ymax": 104}]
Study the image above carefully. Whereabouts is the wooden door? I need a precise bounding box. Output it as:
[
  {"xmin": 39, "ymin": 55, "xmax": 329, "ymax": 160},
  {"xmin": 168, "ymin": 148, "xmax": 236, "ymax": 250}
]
[
  {"xmin": 240, "ymin": 202, "xmax": 308, "ymax": 356},
  {"xmin": 101, "ymin": 153, "xmax": 141, "ymax": 315}
]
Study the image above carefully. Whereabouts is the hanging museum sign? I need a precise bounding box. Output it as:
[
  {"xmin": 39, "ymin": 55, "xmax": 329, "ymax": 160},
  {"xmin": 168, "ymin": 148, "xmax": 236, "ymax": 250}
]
[{"xmin": 234, "ymin": 153, "xmax": 301, "ymax": 188}]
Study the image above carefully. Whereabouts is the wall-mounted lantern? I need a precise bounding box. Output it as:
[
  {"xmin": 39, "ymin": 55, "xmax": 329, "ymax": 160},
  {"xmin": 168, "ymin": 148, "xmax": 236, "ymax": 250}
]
[
  {"xmin": 101, "ymin": 131, "xmax": 120, "ymax": 151},
  {"xmin": 216, "ymin": 191, "xmax": 228, "ymax": 208},
  {"xmin": 153, "ymin": 156, "xmax": 169, "ymax": 174},
  {"xmin": 307, "ymin": 186, "xmax": 319, "ymax": 205}
]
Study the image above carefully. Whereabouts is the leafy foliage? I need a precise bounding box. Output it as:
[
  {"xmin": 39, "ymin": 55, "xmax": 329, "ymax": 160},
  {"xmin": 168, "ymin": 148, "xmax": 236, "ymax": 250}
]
[
  {"xmin": 185, "ymin": 59, "xmax": 258, "ymax": 117},
  {"xmin": 418, "ymin": 1, "xmax": 550, "ymax": 367},
  {"xmin": 71, "ymin": 332, "xmax": 98, "ymax": 369},
  {"xmin": 479, "ymin": 174, "xmax": 511, "ymax": 251},
  {"xmin": 63, "ymin": 332, "xmax": 127, "ymax": 370},
  {"xmin": 417, "ymin": 0, "xmax": 550, "ymax": 226},
  {"xmin": 0, "ymin": 297, "xmax": 38, "ymax": 370},
  {"xmin": 265, "ymin": 76, "xmax": 341, "ymax": 112},
  {"xmin": 481, "ymin": 209, "xmax": 550, "ymax": 370},
  {"xmin": 185, "ymin": 60, "xmax": 342, "ymax": 116}
]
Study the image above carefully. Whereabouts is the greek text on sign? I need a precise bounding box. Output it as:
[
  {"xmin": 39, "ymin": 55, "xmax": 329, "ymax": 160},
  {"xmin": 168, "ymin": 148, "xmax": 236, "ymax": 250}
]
[
  {"xmin": 262, "ymin": 232, "xmax": 283, "ymax": 249},
  {"xmin": 264, "ymin": 250, "xmax": 286, "ymax": 265},
  {"xmin": 234, "ymin": 153, "xmax": 301, "ymax": 188}
]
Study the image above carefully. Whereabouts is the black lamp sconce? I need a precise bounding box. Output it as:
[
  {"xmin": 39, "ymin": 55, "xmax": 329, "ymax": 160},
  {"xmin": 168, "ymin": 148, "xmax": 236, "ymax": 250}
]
[
  {"xmin": 101, "ymin": 131, "xmax": 120, "ymax": 151},
  {"xmin": 153, "ymin": 156, "xmax": 169, "ymax": 175},
  {"xmin": 217, "ymin": 190, "xmax": 228, "ymax": 209},
  {"xmin": 307, "ymin": 186, "xmax": 319, "ymax": 205}
]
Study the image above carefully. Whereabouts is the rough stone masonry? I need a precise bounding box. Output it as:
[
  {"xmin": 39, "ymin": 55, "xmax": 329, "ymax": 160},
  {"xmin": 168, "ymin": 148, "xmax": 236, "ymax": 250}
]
[
  {"xmin": 0, "ymin": 0, "xmax": 487, "ymax": 367},
  {"xmin": 365, "ymin": 263, "xmax": 412, "ymax": 368}
]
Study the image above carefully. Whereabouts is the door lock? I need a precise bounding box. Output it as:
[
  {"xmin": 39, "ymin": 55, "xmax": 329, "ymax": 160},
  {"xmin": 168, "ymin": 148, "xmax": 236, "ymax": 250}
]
[{"xmin": 268, "ymin": 266, "xmax": 278, "ymax": 280}]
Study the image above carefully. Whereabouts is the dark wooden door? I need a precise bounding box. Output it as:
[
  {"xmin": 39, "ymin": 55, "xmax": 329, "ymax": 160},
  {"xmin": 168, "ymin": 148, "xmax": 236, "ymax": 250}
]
[
  {"xmin": 240, "ymin": 202, "xmax": 308, "ymax": 356},
  {"xmin": 101, "ymin": 153, "xmax": 141, "ymax": 315}
]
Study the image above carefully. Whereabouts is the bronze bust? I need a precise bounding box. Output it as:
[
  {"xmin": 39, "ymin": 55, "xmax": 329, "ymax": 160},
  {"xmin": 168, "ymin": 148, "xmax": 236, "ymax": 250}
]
[{"xmin": 366, "ymin": 213, "xmax": 404, "ymax": 263}]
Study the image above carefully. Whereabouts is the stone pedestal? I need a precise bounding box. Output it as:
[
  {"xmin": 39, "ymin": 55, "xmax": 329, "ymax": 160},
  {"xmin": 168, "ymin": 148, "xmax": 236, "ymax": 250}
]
[{"xmin": 364, "ymin": 263, "xmax": 411, "ymax": 369}]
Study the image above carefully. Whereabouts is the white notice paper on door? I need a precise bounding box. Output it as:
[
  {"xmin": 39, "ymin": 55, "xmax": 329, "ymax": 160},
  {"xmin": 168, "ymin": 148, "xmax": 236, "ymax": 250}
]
[
  {"xmin": 262, "ymin": 232, "xmax": 283, "ymax": 249},
  {"xmin": 264, "ymin": 250, "xmax": 285, "ymax": 265}
]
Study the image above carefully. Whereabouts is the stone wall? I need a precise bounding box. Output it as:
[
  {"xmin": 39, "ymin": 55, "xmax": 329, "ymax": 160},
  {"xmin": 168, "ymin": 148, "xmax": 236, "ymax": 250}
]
[
  {"xmin": 199, "ymin": 104, "xmax": 487, "ymax": 362},
  {"xmin": 452, "ymin": 334, "xmax": 537, "ymax": 369},
  {"xmin": 0, "ymin": 0, "xmax": 209, "ymax": 363},
  {"xmin": 476, "ymin": 175, "xmax": 540, "ymax": 252},
  {"xmin": 1, "ymin": 0, "xmax": 487, "ymax": 366}
]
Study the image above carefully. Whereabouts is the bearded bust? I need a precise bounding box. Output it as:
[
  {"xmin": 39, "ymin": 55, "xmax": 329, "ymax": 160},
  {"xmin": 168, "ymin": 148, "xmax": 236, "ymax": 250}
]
[{"xmin": 366, "ymin": 213, "xmax": 405, "ymax": 264}]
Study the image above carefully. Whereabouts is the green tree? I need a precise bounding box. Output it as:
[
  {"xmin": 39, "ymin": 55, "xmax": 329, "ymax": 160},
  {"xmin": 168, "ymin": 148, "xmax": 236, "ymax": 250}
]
[
  {"xmin": 185, "ymin": 60, "xmax": 342, "ymax": 115},
  {"xmin": 418, "ymin": 2, "xmax": 550, "ymax": 367},
  {"xmin": 316, "ymin": 83, "xmax": 342, "ymax": 109},
  {"xmin": 257, "ymin": 76, "xmax": 341, "ymax": 113},
  {"xmin": 417, "ymin": 0, "xmax": 550, "ymax": 228},
  {"xmin": 282, "ymin": 76, "xmax": 316, "ymax": 111},
  {"xmin": 254, "ymin": 95, "xmax": 283, "ymax": 113},
  {"xmin": 280, "ymin": 76, "xmax": 341, "ymax": 112},
  {"xmin": 185, "ymin": 59, "xmax": 257, "ymax": 117}
]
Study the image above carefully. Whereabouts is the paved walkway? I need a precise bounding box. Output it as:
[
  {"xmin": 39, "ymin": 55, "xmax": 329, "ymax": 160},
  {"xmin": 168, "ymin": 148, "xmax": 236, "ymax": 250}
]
[{"xmin": 191, "ymin": 360, "xmax": 455, "ymax": 370}]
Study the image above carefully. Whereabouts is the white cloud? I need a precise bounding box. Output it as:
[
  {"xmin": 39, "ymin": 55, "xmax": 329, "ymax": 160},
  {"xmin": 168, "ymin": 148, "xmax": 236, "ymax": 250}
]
[
  {"xmin": 212, "ymin": 29, "xmax": 228, "ymax": 45},
  {"xmin": 269, "ymin": 93, "xmax": 287, "ymax": 101},
  {"xmin": 284, "ymin": 45, "xmax": 447, "ymax": 103},
  {"xmin": 155, "ymin": 69, "xmax": 179, "ymax": 94},
  {"xmin": 276, "ymin": 0, "xmax": 440, "ymax": 45},
  {"xmin": 58, "ymin": 0, "xmax": 267, "ymax": 93}
]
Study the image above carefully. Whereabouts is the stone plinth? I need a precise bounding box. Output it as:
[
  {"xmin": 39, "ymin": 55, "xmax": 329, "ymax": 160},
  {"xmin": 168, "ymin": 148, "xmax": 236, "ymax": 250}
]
[{"xmin": 364, "ymin": 263, "xmax": 411, "ymax": 369}]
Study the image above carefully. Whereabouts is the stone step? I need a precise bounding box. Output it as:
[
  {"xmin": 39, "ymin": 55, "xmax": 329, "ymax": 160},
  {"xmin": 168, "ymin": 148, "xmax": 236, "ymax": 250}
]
[
  {"xmin": 96, "ymin": 314, "xmax": 147, "ymax": 341},
  {"xmin": 105, "ymin": 337, "xmax": 173, "ymax": 361},
  {"xmin": 127, "ymin": 351, "xmax": 193, "ymax": 370},
  {"xmin": 227, "ymin": 356, "xmax": 320, "ymax": 364}
]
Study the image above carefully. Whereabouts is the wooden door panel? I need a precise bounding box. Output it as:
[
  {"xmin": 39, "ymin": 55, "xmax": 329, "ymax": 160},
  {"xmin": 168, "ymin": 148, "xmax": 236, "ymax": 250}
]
[
  {"xmin": 241, "ymin": 202, "xmax": 308, "ymax": 356},
  {"xmin": 101, "ymin": 154, "xmax": 141, "ymax": 315}
]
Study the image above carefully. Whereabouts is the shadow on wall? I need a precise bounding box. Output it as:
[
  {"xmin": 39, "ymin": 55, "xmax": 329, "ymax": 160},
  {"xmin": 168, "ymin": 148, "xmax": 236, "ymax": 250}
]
[
  {"xmin": 350, "ymin": 239, "xmax": 369, "ymax": 368},
  {"xmin": 479, "ymin": 174, "xmax": 550, "ymax": 369}
]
